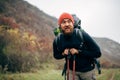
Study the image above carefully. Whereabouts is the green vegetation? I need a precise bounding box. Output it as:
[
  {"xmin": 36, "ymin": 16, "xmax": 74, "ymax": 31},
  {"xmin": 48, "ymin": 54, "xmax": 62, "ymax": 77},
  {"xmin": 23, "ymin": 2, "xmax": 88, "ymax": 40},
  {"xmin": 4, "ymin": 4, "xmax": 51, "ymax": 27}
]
[{"xmin": 0, "ymin": 68, "xmax": 120, "ymax": 80}]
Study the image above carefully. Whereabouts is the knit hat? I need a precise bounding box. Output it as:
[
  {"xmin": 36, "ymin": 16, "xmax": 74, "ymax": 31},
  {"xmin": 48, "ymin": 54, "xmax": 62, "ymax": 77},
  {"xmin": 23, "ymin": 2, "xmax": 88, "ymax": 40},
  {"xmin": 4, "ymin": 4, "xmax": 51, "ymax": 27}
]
[{"xmin": 58, "ymin": 12, "xmax": 74, "ymax": 25}]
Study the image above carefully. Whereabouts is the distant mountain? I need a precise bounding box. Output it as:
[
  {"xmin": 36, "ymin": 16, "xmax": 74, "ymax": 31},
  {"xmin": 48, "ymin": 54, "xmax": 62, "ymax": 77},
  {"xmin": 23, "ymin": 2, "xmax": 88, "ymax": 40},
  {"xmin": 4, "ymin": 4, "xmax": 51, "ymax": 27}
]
[
  {"xmin": 94, "ymin": 37, "xmax": 120, "ymax": 68},
  {"xmin": 0, "ymin": 0, "xmax": 120, "ymax": 68}
]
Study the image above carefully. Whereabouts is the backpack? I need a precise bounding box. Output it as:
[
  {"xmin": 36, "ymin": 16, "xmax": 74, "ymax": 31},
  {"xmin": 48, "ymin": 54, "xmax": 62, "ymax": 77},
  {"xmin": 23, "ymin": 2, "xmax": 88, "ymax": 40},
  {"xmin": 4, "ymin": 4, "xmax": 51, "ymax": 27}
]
[{"xmin": 53, "ymin": 14, "xmax": 101, "ymax": 75}]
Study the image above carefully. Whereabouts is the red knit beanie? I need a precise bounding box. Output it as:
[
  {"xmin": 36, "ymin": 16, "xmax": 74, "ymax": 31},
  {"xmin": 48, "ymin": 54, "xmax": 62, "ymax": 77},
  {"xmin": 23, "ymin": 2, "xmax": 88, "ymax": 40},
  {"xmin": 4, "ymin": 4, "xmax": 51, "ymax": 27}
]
[{"xmin": 58, "ymin": 12, "xmax": 74, "ymax": 25}]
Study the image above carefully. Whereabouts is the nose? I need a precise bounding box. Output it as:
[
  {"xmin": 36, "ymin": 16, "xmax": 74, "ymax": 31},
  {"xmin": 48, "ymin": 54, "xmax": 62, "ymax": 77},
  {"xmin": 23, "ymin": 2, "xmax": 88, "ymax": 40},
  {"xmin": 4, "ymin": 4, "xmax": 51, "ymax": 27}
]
[{"xmin": 65, "ymin": 22, "xmax": 69, "ymax": 26}]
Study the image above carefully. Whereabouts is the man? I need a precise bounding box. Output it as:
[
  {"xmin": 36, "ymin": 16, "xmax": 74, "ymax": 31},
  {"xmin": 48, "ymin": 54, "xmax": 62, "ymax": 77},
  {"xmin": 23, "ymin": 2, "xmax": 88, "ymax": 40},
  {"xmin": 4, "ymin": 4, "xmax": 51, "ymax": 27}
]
[{"xmin": 53, "ymin": 12, "xmax": 101, "ymax": 80}]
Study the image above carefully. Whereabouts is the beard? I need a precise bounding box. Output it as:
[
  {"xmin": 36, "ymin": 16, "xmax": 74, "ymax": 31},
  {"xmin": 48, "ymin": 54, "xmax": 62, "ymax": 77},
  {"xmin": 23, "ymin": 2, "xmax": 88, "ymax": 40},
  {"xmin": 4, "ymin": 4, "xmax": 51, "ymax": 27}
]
[{"xmin": 62, "ymin": 27, "xmax": 74, "ymax": 35}]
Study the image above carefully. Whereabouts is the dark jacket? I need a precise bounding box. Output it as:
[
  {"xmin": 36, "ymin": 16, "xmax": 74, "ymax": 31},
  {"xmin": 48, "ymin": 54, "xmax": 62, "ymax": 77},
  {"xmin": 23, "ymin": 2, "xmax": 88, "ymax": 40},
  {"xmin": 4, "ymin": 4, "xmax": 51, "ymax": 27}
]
[{"xmin": 53, "ymin": 29, "xmax": 101, "ymax": 72}]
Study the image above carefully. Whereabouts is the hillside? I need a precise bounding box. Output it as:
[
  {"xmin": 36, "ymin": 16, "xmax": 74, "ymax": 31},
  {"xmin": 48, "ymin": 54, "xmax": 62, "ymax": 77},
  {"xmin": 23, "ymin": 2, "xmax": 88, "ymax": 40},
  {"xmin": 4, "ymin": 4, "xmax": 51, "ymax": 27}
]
[
  {"xmin": 0, "ymin": 0, "xmax": 120, "ymax": 72},
  {"xmin": 0, "ymin": 0, "xmax": 57, "ymax": 52},
  {"xmin": 0, "ymin": 0, "xmax": 58, "ymax": 72}
]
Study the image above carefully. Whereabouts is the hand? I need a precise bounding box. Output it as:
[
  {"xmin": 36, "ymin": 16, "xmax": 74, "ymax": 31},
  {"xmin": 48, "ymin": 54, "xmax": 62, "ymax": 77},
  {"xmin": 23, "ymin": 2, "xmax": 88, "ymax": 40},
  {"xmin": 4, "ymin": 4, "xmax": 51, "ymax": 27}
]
[
  {"xmin": 70, "ymin": 48, "xmax": 79, "ymax": 55},
  {"xmin": 62, "ymin": 48, "xmax": 69, "ymax": 56}
]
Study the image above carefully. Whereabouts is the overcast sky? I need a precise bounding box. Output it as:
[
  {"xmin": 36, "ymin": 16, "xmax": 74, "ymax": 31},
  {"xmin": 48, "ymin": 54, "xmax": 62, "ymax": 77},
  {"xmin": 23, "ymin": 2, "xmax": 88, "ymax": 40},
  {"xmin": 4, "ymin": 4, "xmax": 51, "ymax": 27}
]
[{"xmin": 25, "ymin": 0, "xmax": 120, "ymax": 43}]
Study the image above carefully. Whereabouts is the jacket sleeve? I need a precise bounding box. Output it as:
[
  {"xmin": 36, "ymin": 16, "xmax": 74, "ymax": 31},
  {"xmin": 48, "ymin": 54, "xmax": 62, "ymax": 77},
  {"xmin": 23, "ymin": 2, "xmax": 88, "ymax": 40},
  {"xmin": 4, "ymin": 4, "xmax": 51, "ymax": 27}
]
[
  {"xmin": 79, "ymin": 31, "xmax": 101, "ymax": 58},
  {"xmin": 53, "ymin": 38, "xmax": 65, "ymax": 59}
]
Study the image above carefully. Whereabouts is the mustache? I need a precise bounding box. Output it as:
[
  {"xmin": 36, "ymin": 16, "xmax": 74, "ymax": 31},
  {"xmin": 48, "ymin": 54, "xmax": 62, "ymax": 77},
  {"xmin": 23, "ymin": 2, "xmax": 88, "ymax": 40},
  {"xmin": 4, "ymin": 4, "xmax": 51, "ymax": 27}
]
[{"xmin": 64, "ymin": 26, "xmax": 70, "ymax": 29}]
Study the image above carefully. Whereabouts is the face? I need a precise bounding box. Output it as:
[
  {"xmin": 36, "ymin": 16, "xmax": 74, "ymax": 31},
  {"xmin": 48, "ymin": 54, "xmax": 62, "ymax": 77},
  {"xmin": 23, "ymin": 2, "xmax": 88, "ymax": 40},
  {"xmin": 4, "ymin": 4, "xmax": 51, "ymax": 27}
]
[{"xmin": 60, "ymin": 19, "xmax": 74, "ymax": 35}]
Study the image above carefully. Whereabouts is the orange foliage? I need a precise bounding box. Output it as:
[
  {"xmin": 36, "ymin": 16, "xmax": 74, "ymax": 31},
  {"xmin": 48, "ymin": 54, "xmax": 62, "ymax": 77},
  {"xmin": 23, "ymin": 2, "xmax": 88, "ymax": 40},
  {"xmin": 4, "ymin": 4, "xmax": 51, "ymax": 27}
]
[{"xmin": 0, "ymin": 17, "xmax": 19, "ymax": 29}]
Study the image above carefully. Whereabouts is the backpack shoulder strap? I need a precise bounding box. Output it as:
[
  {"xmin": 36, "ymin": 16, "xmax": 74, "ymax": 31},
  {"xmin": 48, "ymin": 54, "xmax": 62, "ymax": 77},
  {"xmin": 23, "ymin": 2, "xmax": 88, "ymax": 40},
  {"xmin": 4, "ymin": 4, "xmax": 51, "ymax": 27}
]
[
  {"xmin": 75, "ymin": 29, "xmax": 84, "ymax": 47},
  {"xmin": 75, "ymin": 29, "xmax": 84, "ymax": 41}
]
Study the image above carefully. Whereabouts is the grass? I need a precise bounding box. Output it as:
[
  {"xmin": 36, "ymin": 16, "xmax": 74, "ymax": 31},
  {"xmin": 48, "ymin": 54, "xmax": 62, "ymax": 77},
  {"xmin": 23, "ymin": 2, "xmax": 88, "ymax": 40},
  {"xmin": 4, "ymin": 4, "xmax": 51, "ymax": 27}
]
[
  {"xmin": 0, "ymin": 68, "xmax": 120, "ymax": 80},
  {"xmin": 113, "ymin": 69, "xmax": 120, "ymax": 80},
  {"xmin": 0, "ymin": 69, "xmax": 64, "ymax": 80},
  {"xmin": 97, "ymin": 68, "xmax": 120, "ymax": 80}
]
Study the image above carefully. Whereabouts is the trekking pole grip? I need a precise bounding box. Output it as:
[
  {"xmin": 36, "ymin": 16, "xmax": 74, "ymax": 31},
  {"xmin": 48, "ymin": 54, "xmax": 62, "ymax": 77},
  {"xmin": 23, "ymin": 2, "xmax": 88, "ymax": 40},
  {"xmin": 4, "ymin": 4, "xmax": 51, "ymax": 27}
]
[{"xmin": 67, "ymin": 50, "xmax": 71, "ymax": 59}]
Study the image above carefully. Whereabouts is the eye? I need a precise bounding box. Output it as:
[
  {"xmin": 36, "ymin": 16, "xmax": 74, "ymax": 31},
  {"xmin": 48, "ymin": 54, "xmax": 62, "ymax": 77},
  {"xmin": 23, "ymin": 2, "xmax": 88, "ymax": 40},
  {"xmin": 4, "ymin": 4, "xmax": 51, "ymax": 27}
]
[
  {"xmin": 62, "ymin": 21, "xmax": 66, "ymax": 24},
  {"xmin": 67, "ymin": 20, "xmax": 72, "ymax": 23}
]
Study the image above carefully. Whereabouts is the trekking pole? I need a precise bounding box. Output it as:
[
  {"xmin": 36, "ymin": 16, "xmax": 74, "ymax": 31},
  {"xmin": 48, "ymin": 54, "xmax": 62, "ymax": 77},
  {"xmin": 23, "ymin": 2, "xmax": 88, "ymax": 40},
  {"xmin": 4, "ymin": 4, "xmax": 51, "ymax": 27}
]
[
  {"xmin": 72, "ymin": 55, "xmax": 76, "ymax": 80},
  {"xmin": 67, "ymin": 51, "xmax": 71, "ymax": 80},
  {"xmin": 67, "ymin": 57, "xmax": 69, "ymax": 80}
]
